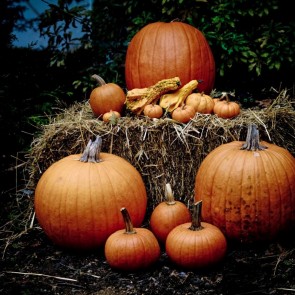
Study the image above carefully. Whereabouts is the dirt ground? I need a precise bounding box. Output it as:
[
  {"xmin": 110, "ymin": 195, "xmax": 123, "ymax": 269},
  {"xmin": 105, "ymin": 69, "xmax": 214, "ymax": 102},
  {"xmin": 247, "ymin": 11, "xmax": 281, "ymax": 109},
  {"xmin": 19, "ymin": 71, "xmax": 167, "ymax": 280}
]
[{"xmin": 1, "ymin": 190, "xmax": 295, "ymax": 295}]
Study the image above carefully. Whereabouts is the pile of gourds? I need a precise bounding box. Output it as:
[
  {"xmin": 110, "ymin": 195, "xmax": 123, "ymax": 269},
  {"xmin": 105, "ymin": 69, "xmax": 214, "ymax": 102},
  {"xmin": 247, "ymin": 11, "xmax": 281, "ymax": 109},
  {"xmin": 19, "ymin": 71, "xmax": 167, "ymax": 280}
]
[
  {"xmin": 33, "ymin": 20, "xmax": 295, "ymax": 272},
  {"xmin": 88, "ymin": 21, "xmax": 240, "ymax": 123}
]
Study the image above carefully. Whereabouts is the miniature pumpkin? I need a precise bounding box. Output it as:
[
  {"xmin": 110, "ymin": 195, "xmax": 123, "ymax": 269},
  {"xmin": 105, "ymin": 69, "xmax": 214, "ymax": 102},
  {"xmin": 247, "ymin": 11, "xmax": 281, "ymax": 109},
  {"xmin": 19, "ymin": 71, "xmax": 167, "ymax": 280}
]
[
  {"xmin": 213, "ymin": 93, "xmax": 240, "ymax": 119},
  {"xmin": 166, "ymin": 201, "xmax": 227, "ymax": 269},
  {"xmin": 194, "ymin": 124, "xmax": 295, "ymax": 242},
  {"xmin": 150, "ymin": 183, "xmax": 191, "ymax": 244},
  {"xmin": 89, "ymin": 74, "xmax": 126, "ymax": 118},
  {"xmin": 34, "ymin": 136, "xmax": 147, "ymax": 250},
  {"xmin": 102, "ymin": 110, "xmax": 121, "ymax": 122},
  {"xmin": 185, "ymin": 92, "xmax": 215, "ymax": 114},
  {"xmin": 143, "ymin": 103, "xmax": 163, "ymax": 119},
  {"xmin": 105, "ymin": 207, "xmax": 161, "ymax": 271},
  {"xmin": 125, "ymin": 21, "xmax": 215, "ymax": 94},
  {"xmin": 171, "ymin": 104, "xmax": 195, "ymax": 123}
]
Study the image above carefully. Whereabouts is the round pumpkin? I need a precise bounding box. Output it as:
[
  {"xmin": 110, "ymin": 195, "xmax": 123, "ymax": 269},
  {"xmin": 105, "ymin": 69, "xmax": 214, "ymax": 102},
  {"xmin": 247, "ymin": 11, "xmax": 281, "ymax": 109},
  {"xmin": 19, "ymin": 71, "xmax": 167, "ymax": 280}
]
[
  {"xmin": 34, "ymin": 136, "xmax": 147, "ymax": 250},
  {"xmin": 125, "ymin": 21, "xmax": 215, "ymax": 94},
  {"xmin": 143, "ymin": 104, "xmax": 164, "ymax": 119},
  {"xmin": 166, "ymin": 201, "xmax": 227, "ymax": 269},
  {"xmin": 89, "ymin": 75, "xmax": 126, "ymax": 118},
  {"xmin": 213, "ymin": 94, "xmax": 240, "ymax": 119},
  {"xmin": 194, "ymin": 124, "xmax": 295, "ymax": 242},
  {"xmin": 105, "ymin": 207, "xmax": 160, "ymax": 271},
  {"xmin": 149, "ymin": 183, "xmax": 191, "ymax": 244},
  {"xmin": 171, "ymin": 104, "xmax": 195, "ymax": 123},
  {"xmin": 185, "ymin": 92, "xmax": 215, "ymax": 114}
]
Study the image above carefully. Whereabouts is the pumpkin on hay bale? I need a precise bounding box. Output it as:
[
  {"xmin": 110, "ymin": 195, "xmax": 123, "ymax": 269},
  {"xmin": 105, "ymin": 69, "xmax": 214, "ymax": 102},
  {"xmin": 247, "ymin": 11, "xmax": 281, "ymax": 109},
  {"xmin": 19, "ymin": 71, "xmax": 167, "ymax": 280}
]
[{"xmin": 26, "ymin": 89, "xmax": 295, "ymax": 216}]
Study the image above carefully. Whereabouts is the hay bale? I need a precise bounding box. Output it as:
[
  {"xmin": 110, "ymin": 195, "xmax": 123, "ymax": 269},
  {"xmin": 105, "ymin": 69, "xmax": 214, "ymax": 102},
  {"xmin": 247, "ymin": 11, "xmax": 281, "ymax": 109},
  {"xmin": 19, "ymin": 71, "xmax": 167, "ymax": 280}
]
[{"xmin": 26, "ymin": 89, "xmax": 295, "ymax": 213}]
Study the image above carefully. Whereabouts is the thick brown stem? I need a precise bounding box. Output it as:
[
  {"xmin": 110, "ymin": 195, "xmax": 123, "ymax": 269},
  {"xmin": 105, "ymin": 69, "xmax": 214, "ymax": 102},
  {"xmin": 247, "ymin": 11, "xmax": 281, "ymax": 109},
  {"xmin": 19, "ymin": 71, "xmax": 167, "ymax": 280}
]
[
  {"xmin": 91, "ymin": 74, "xmax": 106, "ymax": 86},
  {"xmin": 80, "ymin": 136, "xmax": 103, "ymax": 163},
  {"xmin": 241, "ymin": 124, "xmax": 268, "ymax": 151},
  {"xmin": 165, "ymin": 183, "xmax": 176, "ymax": 205},
  {"xmin": 189, "ymin": 201, "xmax": 204, "ymax": 231},
  {"xmin": 121, "ymin": 207, "xmax": 136, "ymax": 234}
]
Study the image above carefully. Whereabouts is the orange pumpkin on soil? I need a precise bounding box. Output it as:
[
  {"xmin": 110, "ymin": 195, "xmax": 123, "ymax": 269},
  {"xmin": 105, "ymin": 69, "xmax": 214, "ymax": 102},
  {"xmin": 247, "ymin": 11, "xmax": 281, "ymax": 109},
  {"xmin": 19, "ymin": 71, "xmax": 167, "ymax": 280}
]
[
  {"xmin": 194, "ymin": 124, "xmax": 295, "ymax": 242},
  {"xmin": 34, "ymin": 136, "xmax": 147, "ymax": 250}
]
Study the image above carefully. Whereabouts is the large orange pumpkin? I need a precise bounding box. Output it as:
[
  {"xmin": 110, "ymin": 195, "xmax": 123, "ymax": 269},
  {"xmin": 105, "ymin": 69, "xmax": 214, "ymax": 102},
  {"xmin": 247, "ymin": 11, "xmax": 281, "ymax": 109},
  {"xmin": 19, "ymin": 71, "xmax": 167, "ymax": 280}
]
[
  {"xmin": 34, "ymin": 136, "xmax": 147, "ymax": 250},
  {"xmin": 194, "ymin": 124, "xmax": 295, "ymax": 242},
  {"xmin": 125, "ymin": 21, "xmax": 215, "ymax": 94}
]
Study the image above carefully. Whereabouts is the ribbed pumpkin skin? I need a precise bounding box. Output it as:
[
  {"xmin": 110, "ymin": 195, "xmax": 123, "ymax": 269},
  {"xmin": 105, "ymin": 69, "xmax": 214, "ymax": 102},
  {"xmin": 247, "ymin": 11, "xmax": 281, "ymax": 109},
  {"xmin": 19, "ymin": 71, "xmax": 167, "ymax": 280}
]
[
  {"xmin": 34, "ymin": 153, "xmax": 147, "ymax": 249},
  {"xmin": 186, "ymin": 92, "xmax": 215, "ymax": 114},
  {"xmin": 213, "ymin": 100, "xmax": 240, "ymax": 119},
  {"xmin": 89, "ymin": 83, "xmax": 126, "ymax": 118},
  {"xmin": 105, "ymin": 227, "xmax": 160, "ymax": 271},
  {"xmin": 125, "ymin": 22, "xmax": 215, "ymax": 94},
  {"xmin": 194, "ymin": 141, "xmax": 295, "ymax": 242},
  {"xmin": 166, "ymin": 221, "xmax": 227, "ymax": 269},
  {"xmin": 150, "ymin": 201, "xmax": 191, "ymax": 244}
]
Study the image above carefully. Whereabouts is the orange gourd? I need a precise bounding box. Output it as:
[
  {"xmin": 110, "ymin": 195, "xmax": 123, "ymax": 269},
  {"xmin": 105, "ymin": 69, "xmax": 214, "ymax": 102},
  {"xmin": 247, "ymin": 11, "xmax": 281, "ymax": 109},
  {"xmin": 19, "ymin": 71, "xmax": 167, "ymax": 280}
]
[
  {"xmin": 105, "ymin": 207, "xmax": 161, "ymax": 271},
  {"xmin": 166, "ymin": 201, "xmax": 227, "ymax": 269},
  {"xmin": 125, "ymin": 21, "xmax": 215, "ymax": 94},
  {"xmin": 213, "ymin": 93, "xmax": 240, "ymax": 119},
  {"xmin": 194, "ymin": 124, "xmax": 295, "ymax": 242},
  {"xmin": 185, "ymin": 92, "xmax": 215, "ymax": 114},
  {"xmin": 34, "ymin": 136, "xmax": 147, "ymax": 250},
  {"xmin": 143, "ymin": 104, "xmax": 164, "ymax": 119},
  {"xmin": 89, "ymin": 75, "xmax": 126, "ymax": 118},
  {"xmin": 171, "ymin": 104, "xmax": 195, "ymax": 123},
  {"xmin": 102, "ymin": 110, "xmax": 121, "ymax": 122},
  {"xmin": 150, "ymin": 183, "xmax": 191, "ymax": 244}
]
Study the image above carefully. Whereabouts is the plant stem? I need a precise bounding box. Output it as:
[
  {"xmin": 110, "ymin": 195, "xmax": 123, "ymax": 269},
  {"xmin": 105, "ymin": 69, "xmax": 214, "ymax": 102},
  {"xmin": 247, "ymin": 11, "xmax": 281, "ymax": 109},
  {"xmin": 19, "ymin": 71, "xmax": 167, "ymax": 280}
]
[
  {"xmin": 165, "ymin": 183, "xmax": 176, "ymax": 205},
  {"xmin": 241, "ymin": 124, "xmax": 268, "ymax": 151},
  {"xmin": 189, "ymin": 201, "xmax": 204, "ymax": 231},
  {"xmin": 121, "ymin": 207, "xmax": 136, "ymax": 234},
  {"xmin": 91, "ymin": 74, "xmax": 106, "ymax": 86},
  {"xmin": 80, "ymin": 136, "xmax": 103, "ymax": 163}
]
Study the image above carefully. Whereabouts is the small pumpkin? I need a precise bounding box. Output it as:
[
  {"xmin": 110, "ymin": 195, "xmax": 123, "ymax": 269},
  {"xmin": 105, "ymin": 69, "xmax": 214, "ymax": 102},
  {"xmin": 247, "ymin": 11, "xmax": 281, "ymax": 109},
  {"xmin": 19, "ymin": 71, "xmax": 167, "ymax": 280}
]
[
  {"xmin": 194, "ymin": 124, "xmax": 295, "ymax": 242},
  {"xmin": 166, "ymin": 201, "xmax": 227, "ymax": 269},
  {"xmin": 34, "ymin": 136, "xmax": 147, "ymax": 249},
  {"xmin": 102, "ymin": 110, "xmax": 121, "ymax": 123},
  {"xmin": 213, "ymin": 93, "xmax": 240, "ymax": 119},
  {"xmin": 150, "ymin": 183, "xmax": 191, "ymax": 244},
  {"xmin": 171, "ymin": 104, "xmax": 195, "ymax": 123},
  {"xmin": 89, "ymin": 74, "xmax": 126, "ymax": 118},
  {"xmin": 185, "ymin": 92, "xmax": 215, "ymax": 114},
  {"xmin": 143, "ymin": 103, "xmax": 163, "ymax": 119},
  {"xmin": 105, "ymin": 207, "xmax": 161, "ymax": 271}
]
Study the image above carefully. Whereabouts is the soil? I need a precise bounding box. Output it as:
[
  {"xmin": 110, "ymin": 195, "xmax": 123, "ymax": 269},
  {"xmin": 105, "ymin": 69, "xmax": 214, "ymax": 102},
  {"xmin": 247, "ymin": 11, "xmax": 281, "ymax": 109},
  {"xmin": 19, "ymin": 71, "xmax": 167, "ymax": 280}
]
[{"xmin": 0, "ymin": 190, "xmax": 295, "ymax": 295}]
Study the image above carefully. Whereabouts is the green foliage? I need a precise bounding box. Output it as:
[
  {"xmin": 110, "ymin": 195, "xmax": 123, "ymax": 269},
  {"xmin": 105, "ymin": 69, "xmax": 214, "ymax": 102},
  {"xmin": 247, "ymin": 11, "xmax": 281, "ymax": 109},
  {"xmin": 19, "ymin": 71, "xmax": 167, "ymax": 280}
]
[{"xmin": 36, "ymin": 0, "xmax": 295, "ymax": 91}]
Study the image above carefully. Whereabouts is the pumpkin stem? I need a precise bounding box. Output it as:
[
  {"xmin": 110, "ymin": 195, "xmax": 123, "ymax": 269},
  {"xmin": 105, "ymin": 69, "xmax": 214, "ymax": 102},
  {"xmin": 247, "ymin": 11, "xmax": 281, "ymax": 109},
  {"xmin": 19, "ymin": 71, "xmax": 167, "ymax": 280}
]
[
  {"xmin": 91, "ymin": 74, "xmax": 106, "ymax": 86},
  {"xmin": 80, "ymin": 136, "xmax": 103, "ymax": 163},
  {"xmin": 220, "ymin": 92, "xmax": 229, "ymax": 102},
  {"xmin": 189, "ymin": 201, "xmax": 204, "ymax": 231},
  {"xmin": 165, "ymin": 183, "xmax": 176, "ymax": 205},
  {"xmin": 241, "ymin": 124, "xmax": 268, "ymax": 151},
  {"xmin": 121, "ymin": 207, "xmax": 137, "ymax": 234}
]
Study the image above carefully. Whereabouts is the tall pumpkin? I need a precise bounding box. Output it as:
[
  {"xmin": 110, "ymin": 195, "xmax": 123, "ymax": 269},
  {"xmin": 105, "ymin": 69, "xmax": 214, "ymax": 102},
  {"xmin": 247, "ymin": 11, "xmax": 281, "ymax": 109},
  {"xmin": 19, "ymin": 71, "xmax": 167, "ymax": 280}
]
[
  {"xmin": 125, "ymin": 21, "xmax": 215, "ymax": 94},
  {"xmin": 194, "ymin": 124, "xmax": 295, "ymax": 242},
  {"xmin": 34, "ymin": 136, "xmax": 147, "ymax": 250}
]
